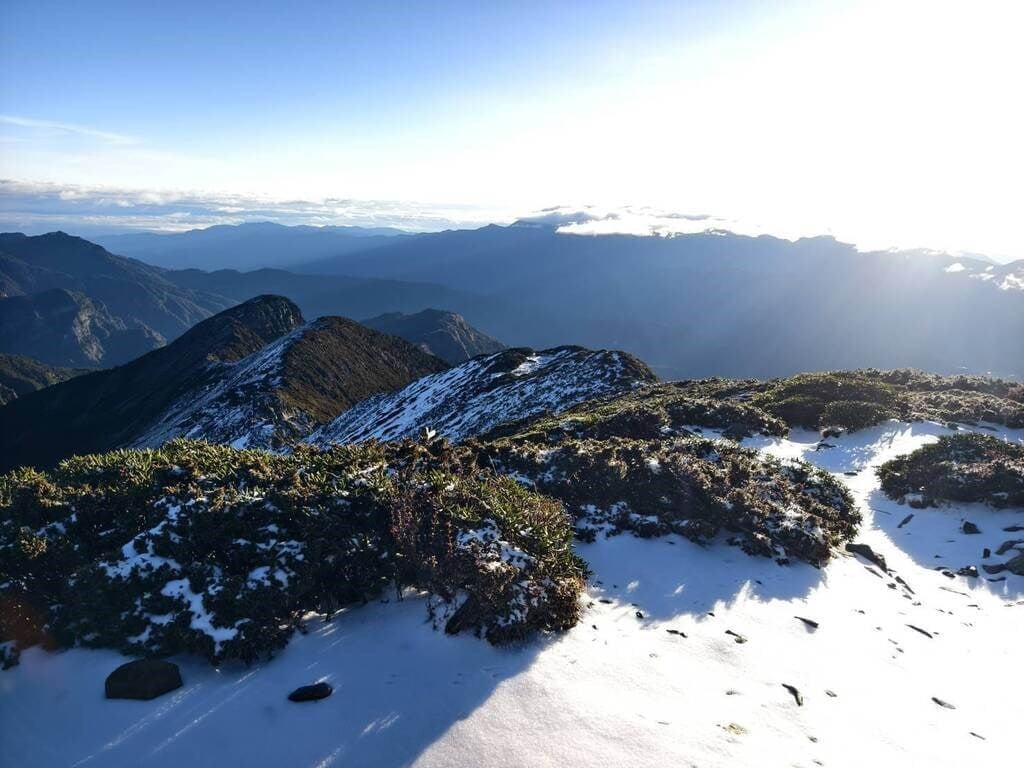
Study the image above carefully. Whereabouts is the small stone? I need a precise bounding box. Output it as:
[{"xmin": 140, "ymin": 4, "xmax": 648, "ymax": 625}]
[
  {"xmin": 794, "ymin": 616, "xmax": 819, "ymax": 630},
  {"xmin": 962, "ymin": 521, "xmax": 981, "ymax": 535},
  {"xmin": 982, "ymin": 548, "xmax": 991, "ymax": 559},
  {"xmin": 105, "ymin": 659, "xmax": 183, "ymax": 701},
  {"xmin": 1004, "ymin": 525, "xmax": 1024, "ymax": 533},
  {"xmin": 931, "ymin": 696, "xmax": 955, "ymax": 710},
  {"xmin": 982, "ymin": 563, "xmax": 1007, "ymax": 575},
  {"xmin": 956, "ymin": 565, "xmax": 978, "ymax": 578},
  {"xmin": 288, "ymin": 682, "xmax": 333, "ymax": 702},
  {"xmin": 996, "ymin": 539, "xmax": 1023, "ymax": 556},
  {"xmin": 665, "ymin": 628, "xmax": 687, "ymax": 638},
  {"xmin": 782, "ymin": 683, "xmax": 803, "ymax": 706},
  {"xmin": 825, "ymin": 689, "xmax": 837, "ymax": 698},
  {"xmin": 897, "ymin": 514, "xmax": 914, "ymax": 528},
  {"xmin": 635, "ymin": 610, "xmax": 644, "ymax": 619},
  {"xmin": 845, "ymin": 542, "xmax": 888, "ymax": 572},
  {"xmin": 725, "ymin": 629, "xmax": 747, "ymax": 644},
  {"xmin": 906, "ymin": 624, "xmax": 933, "ymax": 639}
]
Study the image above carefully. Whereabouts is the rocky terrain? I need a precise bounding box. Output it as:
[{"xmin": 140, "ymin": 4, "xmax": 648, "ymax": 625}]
[
  {"xmin": 363, "ymin": 308, "xmax": 505, "ymax": 364},
  {"xmin": 0, "ymin": 288, "xmax": 163, "ymax": 367}
]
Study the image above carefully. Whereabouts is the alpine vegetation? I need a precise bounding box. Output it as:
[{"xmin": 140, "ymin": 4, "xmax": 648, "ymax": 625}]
[{"xmin": 0, "ymin": 440, "xmax": 586, "ymax": 669}]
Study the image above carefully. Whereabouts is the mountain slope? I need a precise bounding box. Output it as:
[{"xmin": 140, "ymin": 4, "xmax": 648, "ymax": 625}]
[
  {"xmin": 95, "ymin": 222, "xmax": 407, "ymax": 271},
  {"xmin": 309, "ymin": 346, "xmax": 657, "ymax": 445},
  {"xmin": 0, "ymin": 295, "xmax": 304, "ymax": 471},
  {"xmin": 131, "ymin": 315, "xmax": 449, "ymax": 450},
  {"xmin": 0, "ymin": 288, "xmax": 164, "ymax": 366},
  {"xmin": 0, "ymin": 353, "xmax": 85, "ymax": 405},
  {"xmin": 362, "ymin": 308, "xmax": 504, "ymax": 363},
  {"xmin": 296, "ymin": 224, "xmax": 1024, "ymax": 379},
  {"xmin": 0, "ymin": 232, "xmax": 233, "ymax": 340},
  {"xmin": 163, "ymin": 267, "xmax": 499, "ymax": 334}
]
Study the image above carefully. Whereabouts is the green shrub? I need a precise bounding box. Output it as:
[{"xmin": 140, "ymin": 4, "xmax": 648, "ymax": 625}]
[
  {"xmin": 0, "ymin": 439, "xmax": 585, "ymax": 667},
  {"xmin": 877, "ymin": 433, "xmax": 1024, "ymax": 508},
  {"xmin": 752, "ymin": 372, "xmax": 902, "ymax": 430}
]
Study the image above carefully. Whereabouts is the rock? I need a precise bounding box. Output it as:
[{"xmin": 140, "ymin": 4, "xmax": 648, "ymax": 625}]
[
  {"xmin": 635, "ymin": 610, "xmax": 644, "ymax": 619},
  {"xmin": 1004, "ymin": 525, "xmax": 1024, "ymax": 533},
  {"xmin": 931, "ymin": 696, "xmax": 956, "ymax": 710},
  {"xmin": 725, "ymin": 629, "xmax": 747, "ymax": 644},
  {"xmin": 815, "ymin": 442, "xmax": 836, "ymax": 451},
  {"xmin": 897, "ymin": 514, "xmax": 914, "ymax": 529},
  {"xmin": 845, "ymin": 542, "xmax": 888, "ymax": 572},
  {"xmin": 825, "ymin": 689, "xmax": 837, "ymax": 698},
  {"xmin": 843, "ymin": 470, "xmax": 858, "ymax": 476},
  {"xmin": 996, "ymin": 539, "xmax": 1023, "ymax": 556},
  {"xmin": 906, "ymin": 624, "xmax": 933, "ymax": 638},
  {"xmin": 982, "ymin": 548, "xmax": 991, "ymax": 559},
  {"xmin": 794, "ymin": 616, "xmax": 819, "ymax": 630},
  {"xmin": 956, "ymin": 565, "xmax": 978, "ymax": 578},
  {"xmin": 820, "ymin": 426, "xmax": 843, "ymax": 439},
  {"xmin": 961, "ymin": 521, "xmax": 981, "ymax": 535},
  {"xmin": 288, "ymin": 682, "xmax": 333, "ymax": 702},
  {"xmin": 1006, "ymin": 553, "xmax": 1024, "ymax": 576},
  {"xmin": 665, "ymin": 628, "xmax": 687, "ymax": 638},
  {"xmin": 982, "ymin": 563, "xmax": 1007, "ymax": 575},
  {"xmin": 782, "ymin": 683, "xmax": 803, "ymax": 706},
  {"xmin": 105, "ymin": 659, "xmax": 183, "ymax": 701}
]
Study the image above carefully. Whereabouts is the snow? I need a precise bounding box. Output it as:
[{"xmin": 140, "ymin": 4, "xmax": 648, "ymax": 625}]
[
  {"xmin": 944, "ymin": 262, "xmax": 966, "ymax": 273},
  {"xmin": 2, "ymin": 421, "xmax": 1021, "ymax": 767},
  {"xmin": 309, "ymin": 346, "xmax": 651, "ymax": 446}
]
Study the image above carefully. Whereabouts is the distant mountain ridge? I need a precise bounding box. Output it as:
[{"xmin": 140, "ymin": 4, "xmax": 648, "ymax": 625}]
[
  {"xmin": 94, "ymin": 221, "xmax": 409, "ymax": 271},
  {"xmin": 0, "ymin": 231, "xmax": 233, "ymax": 340},
  {"xmin": 0, "ymin": 288, "xmax": 164, "ymax": 366},
  {"xmin": 362, "ymin": 308, "xmax": 505, "ymax": 363}
]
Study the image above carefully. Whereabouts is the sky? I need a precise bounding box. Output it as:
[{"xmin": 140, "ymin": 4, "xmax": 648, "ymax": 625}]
[{"xmin": 1, "ymin": 0, "xmax": 1022, "ymax": 260}]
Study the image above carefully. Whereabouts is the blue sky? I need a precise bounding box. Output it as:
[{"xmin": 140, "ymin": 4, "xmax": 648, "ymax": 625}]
[{"xmin": 1, "ymin": 0, "xmax": 1022, "ymax": 260}]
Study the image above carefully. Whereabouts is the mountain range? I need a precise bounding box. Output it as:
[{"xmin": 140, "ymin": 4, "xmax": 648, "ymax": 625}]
[
  {"xmin": 0, "ymin": 353, "xmax": 84, "ymax": 405},
  {"xmin": 94, "ymin": 222, "xmax": 407, "ymax": 270},
  {"xmin": 362, "ymin": 308, "xmax": 504, "ymax": 363},
  {"xmin": 0, "ymin": 296, "xmax": 452, "ymax": 470}
]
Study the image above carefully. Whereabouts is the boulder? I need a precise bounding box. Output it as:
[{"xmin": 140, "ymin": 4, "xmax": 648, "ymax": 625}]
[
  {"xmin": 105, "ymin": 658, "xmax": 183, "ymax": 701},
  {"xmin": 288, "ymin": 681, "xmax": 333, "ymax": 702},
  {"xmin": 845, "ymin": 542, "xmax": 888, "ymax": 572},
  {"xmin": 961, "ymin": 521, "xmax": 981, "ymax": 535}
]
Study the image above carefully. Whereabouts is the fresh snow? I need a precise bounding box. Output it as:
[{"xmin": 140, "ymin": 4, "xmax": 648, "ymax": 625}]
[
  {"xmin": 308, "ymin": 346, "xmax": 651, "ymax": 445},
  {"xmin": 2, "ymin": 421, "xmax": 1021, "ymax": 767}
]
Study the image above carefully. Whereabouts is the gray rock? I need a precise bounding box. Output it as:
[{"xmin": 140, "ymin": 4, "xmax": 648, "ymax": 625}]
[
  {"xmin": 105, "ymin": 658, "xmax": 183, "ymax": 701},
  {"xmin": 961, "ymin": 521, "xmax": 981, "ymax": 535},
  {"xmin": 288, "ymin": 682, "xmax": 333, "ymax": 702},
  {"xmin": 845, "ymin": 542, "xmax": 888, "ymax": 572},
  {"xmin": 1006, "ymin": 552, "xmax": 1024, "ymax": 576}
]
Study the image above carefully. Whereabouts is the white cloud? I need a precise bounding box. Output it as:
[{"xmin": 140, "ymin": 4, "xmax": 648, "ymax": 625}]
[{"xmin": 0, "ymin": 115, "xmax": 139, "ymax": 145}]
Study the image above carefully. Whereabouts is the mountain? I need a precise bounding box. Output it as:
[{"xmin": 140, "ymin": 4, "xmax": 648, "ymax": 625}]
[
  {"xmin": 0, "ymin": 296, "xmax": 449, "ymax": 470},
  {"xmin": 162, "ymin": 267, "xmax": 497, "ymax": 329},
  {"xmin": 0, "ymin": 353, "xmax": 85, "ymax": 405},
  {"xmin": 0, "ymin": 288, "xmax": 164, "ymax": 366},
  {"xmin": 362, "ymin": 308, "xmax": 505, "ymax": 363},
  {"xmin": 94, "ymin": 222, "xmax": 408, "ymax": 271},
  {"xmin": 296, "ymin": 225, "xmax": 1024, "ymax": 380},
  {"xmin": 130, "ymin": 315, "xmax": 448, "ymax": 450},
  {"xmin": 0, "ymin": 232, "xmax": 233, "ymax": 340},
  {"xmin": 308, "ymin": 345, "xmax": 657, "ymax": 446}
]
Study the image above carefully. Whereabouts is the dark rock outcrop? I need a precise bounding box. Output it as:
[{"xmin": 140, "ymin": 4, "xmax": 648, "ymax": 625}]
[{"xmin": 105, "ymin": 659, "xmax": 183, "ymax": 700}]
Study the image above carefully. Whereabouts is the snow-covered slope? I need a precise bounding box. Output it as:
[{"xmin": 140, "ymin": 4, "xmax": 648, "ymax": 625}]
[
  {"xmin": 308, "ymin": 345, "xmax": 657, "ymax": 445},
  {"xmin": 131, "ymin": 325, "xmax": 309, "ymax": 450},
  {"xmin": 131, "ymin": 316, "xmax": 448, "ymax": 451},
  {"xmin": 4, "ymin": 420, "xmax": 1020, "ymax": 767}
]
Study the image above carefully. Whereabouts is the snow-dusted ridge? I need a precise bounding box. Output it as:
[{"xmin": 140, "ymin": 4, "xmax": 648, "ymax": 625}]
[
  {"xmin": 308, "ymin": 345, "xmax": 657, "ymax": 446},
  {"xmin": 131, "ymin": 323, "xmax": 317, "ymax": 450}
]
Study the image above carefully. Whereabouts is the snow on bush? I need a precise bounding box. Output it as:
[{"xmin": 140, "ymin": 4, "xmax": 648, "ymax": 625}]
[
  {"xmin": 472, "ymin": 435, "xmax": 858, "ymax": 567},
  {"xmin": 877, "ymin": 432, "xmax": 1024, "ymax": 509},
  {"xmin": 0, "ymin": 440, "xmax": 585, "ymax": 668}
]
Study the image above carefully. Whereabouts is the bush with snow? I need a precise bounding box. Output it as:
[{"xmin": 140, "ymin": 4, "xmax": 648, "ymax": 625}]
[
  {"xmin": 877, "ymin": 432, "xmax": 1024, "ymax": 509},
  {"xmin": 0, "ymin": 440, "xmax": 585, "ymax": 668}
]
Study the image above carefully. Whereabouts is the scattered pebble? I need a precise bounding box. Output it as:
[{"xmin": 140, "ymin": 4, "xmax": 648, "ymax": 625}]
[
  {"xmin": 795, "ymin": 616, "xmax": 819, "ymax": 630},
  {"xmin": 897, "ymin": 514, "xmax": 914, "ymax": 528},
  {"xmin": 725, "ymin": 629, "xmax": 747, "ymax": 644},
  {"xmin": 906, "ymin": 624, "xmax": 933, "ymax": 639},
  {"xmin": 962, "ymin": 521, "xmax": 981, "ymax": 535},
  {"xmin": 932, "ymin": 697, "xmax": 956, "ymax": 710}
]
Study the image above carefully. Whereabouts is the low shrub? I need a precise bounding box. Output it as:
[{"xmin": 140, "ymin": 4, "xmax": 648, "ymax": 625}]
[
  {"xmin": 752, "ymin": 372, "xmax": 902, "ymax": 430},
  {"xmin": 474, "ymin": 435, "xmax": 858, "ymax": 567},
  {"xmin": 877, "ymin": 433, "xmax": 1024, "ymax": 508},
  {"xmin": 0, "ymin": 440, "xmax": 585, "ymax": 668}
]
